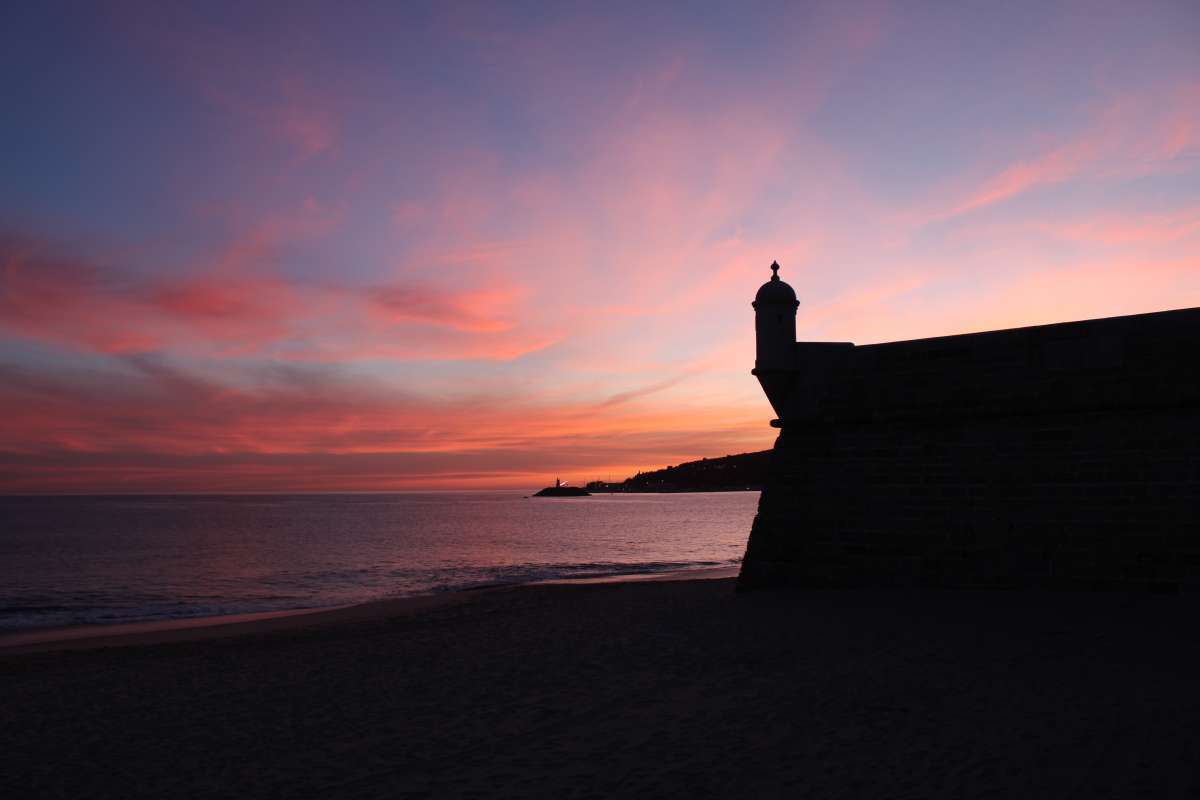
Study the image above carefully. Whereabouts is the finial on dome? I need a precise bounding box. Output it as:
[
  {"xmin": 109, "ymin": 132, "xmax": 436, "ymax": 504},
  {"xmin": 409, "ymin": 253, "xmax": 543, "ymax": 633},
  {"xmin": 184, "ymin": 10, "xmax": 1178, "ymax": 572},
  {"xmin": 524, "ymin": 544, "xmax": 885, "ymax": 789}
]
[{"xmin": 754, "ymin": 260, "xmax": 797, "ymax": 307}]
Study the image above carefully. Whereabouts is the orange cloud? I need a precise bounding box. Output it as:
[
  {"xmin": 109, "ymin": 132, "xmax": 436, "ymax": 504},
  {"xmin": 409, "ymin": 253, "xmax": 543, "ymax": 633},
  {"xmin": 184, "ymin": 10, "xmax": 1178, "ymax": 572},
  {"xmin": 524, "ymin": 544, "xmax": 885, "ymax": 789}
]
[{"xmin": 0, "ymin": 357, "xmax": 771, "ymax": 492}]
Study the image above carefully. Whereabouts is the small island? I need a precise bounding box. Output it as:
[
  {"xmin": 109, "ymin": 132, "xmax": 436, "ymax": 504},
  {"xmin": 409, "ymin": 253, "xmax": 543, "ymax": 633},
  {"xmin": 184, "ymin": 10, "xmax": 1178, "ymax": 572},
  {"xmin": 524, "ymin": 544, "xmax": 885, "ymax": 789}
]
[{"xmin": 533, "ymin": 478, "xmax": 591, "ymax": 497}]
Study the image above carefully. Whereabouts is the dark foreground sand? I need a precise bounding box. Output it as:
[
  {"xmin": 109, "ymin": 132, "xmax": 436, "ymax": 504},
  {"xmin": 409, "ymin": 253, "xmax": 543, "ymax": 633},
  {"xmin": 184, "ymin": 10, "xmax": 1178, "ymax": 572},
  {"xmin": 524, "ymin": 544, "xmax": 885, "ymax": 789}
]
[{"xmin": 3, "ymin": 577, "xmax": 1199, "ymax": 799}]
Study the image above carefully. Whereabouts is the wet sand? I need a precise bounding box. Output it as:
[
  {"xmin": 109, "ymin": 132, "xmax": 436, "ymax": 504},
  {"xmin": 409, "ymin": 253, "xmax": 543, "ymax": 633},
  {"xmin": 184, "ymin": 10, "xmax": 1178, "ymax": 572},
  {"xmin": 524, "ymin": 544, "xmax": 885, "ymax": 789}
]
[{"xmin": 3, "ymin": 576, "xmax": 1199, "ymax": 798}]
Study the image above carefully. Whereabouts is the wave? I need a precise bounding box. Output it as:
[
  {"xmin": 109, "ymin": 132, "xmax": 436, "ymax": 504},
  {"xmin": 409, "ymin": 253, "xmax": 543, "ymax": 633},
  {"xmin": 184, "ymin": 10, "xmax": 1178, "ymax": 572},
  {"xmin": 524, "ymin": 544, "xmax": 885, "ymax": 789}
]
[
  {"xmin": 422, "ymin": 558, "xmax": 739, "ymax": 593},
  {"xmin": 0, "ymin": 558, "xmax": 741, "ymax": 633}
]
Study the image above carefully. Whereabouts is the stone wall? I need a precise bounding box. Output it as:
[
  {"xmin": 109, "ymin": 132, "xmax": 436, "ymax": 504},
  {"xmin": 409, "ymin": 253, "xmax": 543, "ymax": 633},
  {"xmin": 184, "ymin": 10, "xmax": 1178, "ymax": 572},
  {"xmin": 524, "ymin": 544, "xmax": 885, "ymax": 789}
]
[{"xmin": 738, "ymin": 307, "xmax": 1200, "ymax": 591}]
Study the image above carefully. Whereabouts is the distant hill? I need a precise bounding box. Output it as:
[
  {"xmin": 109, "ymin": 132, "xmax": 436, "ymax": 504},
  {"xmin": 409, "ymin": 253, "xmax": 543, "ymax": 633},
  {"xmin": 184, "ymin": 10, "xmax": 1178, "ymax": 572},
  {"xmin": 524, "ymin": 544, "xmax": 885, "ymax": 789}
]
[{"xmin": 587, "ymin": 450, "xmax": 770, "ymax": 493}]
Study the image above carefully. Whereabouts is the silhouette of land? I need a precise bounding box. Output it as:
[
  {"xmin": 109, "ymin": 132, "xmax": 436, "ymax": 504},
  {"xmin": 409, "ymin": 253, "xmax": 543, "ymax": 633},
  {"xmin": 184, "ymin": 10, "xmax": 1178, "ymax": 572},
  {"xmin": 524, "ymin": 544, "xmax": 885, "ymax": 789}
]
[
  {"xmin": 4, "ymin": 576, "xmax": 1199, "ymax": 797},
  {"xmin": 588, "ymin": 450, "xmax": 770, "ymax": 493}
]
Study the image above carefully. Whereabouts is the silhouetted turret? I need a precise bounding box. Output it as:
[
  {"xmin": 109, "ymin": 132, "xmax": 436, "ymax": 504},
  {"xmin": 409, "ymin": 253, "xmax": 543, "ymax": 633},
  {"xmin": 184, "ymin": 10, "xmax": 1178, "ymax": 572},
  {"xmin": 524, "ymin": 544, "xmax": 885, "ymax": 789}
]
[{"xmin": 751, "ymin": 261, "xmax": 799, "ymax": 418}]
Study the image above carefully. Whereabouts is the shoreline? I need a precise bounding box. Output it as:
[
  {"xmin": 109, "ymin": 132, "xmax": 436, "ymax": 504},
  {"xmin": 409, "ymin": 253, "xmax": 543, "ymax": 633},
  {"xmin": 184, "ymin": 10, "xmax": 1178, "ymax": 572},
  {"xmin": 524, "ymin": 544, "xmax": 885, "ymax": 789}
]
[{"xmin": 0, "ymin": 565, "xmax": 740, "ymax": 654}]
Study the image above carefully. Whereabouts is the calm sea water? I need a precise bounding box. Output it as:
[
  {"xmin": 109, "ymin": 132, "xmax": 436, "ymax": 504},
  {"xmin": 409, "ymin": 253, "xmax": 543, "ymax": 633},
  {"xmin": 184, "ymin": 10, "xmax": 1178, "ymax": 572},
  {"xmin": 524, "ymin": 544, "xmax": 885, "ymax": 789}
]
[{"xmin": 0, "ymin": 491, "xmax": 758, "ymax": 632}]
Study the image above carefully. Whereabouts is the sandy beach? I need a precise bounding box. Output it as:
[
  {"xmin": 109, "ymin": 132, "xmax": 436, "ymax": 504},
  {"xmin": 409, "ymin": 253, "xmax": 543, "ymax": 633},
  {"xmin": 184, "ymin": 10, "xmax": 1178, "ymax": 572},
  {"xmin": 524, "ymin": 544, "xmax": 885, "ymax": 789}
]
[{"xmin": 3, "ymin": 576, "xmax": 1199, "ymax": 798}]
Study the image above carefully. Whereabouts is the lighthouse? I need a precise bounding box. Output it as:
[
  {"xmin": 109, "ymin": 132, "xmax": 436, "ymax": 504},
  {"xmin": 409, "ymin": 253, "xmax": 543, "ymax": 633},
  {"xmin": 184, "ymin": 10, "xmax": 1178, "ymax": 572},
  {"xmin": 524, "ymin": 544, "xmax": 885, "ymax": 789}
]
[{"xmin": 751, "ymin": 261, "xmax": 799, "ymax": 419}]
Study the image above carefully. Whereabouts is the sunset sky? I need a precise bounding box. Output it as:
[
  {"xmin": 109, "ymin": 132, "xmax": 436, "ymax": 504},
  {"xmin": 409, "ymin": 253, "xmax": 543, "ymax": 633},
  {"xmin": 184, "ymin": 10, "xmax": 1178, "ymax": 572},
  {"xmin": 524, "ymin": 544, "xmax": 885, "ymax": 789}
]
[{"xmin": 2, "ymin": 1, "xmax": 1198, "ymax": 492}]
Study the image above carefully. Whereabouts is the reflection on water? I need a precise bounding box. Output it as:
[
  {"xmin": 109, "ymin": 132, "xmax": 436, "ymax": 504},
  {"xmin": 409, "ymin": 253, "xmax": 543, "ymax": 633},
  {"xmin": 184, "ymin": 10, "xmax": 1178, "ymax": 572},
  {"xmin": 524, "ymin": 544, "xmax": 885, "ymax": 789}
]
[{"xmin": 0, "ymin": 491, "xmax": 758, "ymax": 630}]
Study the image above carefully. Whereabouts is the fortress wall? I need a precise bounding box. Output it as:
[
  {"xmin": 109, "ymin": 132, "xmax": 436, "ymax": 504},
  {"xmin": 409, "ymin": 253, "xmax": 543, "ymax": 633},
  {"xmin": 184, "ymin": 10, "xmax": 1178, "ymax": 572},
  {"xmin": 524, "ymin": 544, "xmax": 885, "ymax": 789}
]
[{"xmin": 739, "ymin": 307, "xmax": 1200, "ymax": 590}]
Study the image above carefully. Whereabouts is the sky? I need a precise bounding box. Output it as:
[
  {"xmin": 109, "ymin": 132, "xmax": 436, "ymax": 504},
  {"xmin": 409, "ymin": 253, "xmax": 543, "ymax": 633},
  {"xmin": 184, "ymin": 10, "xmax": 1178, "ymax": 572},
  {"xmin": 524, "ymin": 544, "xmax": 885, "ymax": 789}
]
[{"xmin": 2, "ymin": 0, "xmax": 1198, "ymax": 492}]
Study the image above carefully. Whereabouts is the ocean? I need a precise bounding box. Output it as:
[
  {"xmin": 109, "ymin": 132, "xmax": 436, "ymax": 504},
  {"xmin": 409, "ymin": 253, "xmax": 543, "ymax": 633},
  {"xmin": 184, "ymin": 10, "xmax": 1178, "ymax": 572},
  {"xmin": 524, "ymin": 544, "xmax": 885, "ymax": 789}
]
[{"xmin": 0, "ymin": 491, "xmax": 758, "ymax": 632}]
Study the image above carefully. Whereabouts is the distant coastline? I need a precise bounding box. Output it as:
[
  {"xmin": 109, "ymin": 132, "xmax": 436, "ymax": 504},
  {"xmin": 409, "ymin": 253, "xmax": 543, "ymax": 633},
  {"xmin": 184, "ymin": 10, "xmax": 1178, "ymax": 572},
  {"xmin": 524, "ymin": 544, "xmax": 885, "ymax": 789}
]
[{"xmin": 588, "ymin": 450, "xmax": 769, "ymax": 493}]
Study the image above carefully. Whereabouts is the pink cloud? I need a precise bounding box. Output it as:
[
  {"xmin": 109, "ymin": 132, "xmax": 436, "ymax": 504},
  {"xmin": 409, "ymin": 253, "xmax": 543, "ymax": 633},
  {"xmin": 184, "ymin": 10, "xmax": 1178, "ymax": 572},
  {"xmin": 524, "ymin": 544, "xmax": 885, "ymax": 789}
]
[
  {"xmin": 368, "ymin": 284, "xmax": 519, "ymax": 333},
  {"xmin": 940, "ymin": 256, "xmax": 1200, "ymax": 338},
  {"xmin": 0, "ymin": 231, "xmax": 545, "ymax": 362},
  {"xmin": 796, "ymin": 272, "xmax": 932, "ymax": 340},
  {"xmin": 121, "ymin": 9, "xmax": 342, "ymax": 159},
  {"xmin": 941, "ymin": 83, "xmax": 1200, "ymax": 219},
  {"xmin": 0, "ymin": 239, "xmax": 165, "ymax": 354},
  {"xmin": 1040, "ymin": 209, "xmax": 1200, "ymax": 247},
  {"xmin": 830, "ymin": 255, "xmax": 1200, "ymax": 347},
  {"xmin": 261, "ymin": 81, "xmax": 339, "ymax": 157}
]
